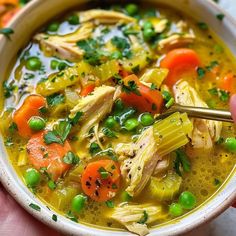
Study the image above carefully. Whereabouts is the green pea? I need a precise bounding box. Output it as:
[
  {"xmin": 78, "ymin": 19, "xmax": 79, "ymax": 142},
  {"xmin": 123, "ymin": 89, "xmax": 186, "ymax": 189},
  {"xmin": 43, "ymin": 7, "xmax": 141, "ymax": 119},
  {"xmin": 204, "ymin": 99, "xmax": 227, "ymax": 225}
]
[
  {"xmin": 68, "ymin": 15, "xmax": 79, "ymax": 25},
  {"xmin": 24, "ymin": 168, "xmax": 40, "ymax": 187},
  {"xmin": 58, "ymin": 62, "xmax": 68, "ymax": 71},
  {"xmin": 47, "ymin": 22, "xmax": 60, "ymax": 32},
  {"xmin": 143, "ymin": 21, "xmax": 153, "ymax": 30},
  {"xmin": 71, "ymin": 194, "xmax": 87, "ymax": 213},
  {"xmin": 28, "ymin": 116, "xmax": 46, "ymax": 131},
  {"xmin": 169, "ymin": 203, "xmax": 183, "ymax": 217},
  {"xmin": 124, "ymin": 118, "xmax": 139, "ymax": 131},
  {"xmin": 110, "ymin": 51, "xmax": 122, "ymax": 60},
  {"xmin": 143, "ymin": 28, "xmax": 155, "ymax": 41},
  {"xmin": 105, "ymin": 116, "xmax": 119, "ymax": 129},
  {"xmin": 140, "ymin": 113, "xmax": 154, "ymax": 126},
  {"xmin": 50, "ymin": 60, "xmax": 59, "ymax": 70},
  {"xmin": 26, "ymin": 57, "xmax": 42, "ymax": 71},
  {"xmin": 179, "ymin": 191, "xmax": 196, "ymax": 210},
  {"xmin": 125, "ymin": 4, "xmax": 138, "ymax": 16},
  {"xmin": 224, "ymin": 137, "xmax": 236, "ymax": 152}
]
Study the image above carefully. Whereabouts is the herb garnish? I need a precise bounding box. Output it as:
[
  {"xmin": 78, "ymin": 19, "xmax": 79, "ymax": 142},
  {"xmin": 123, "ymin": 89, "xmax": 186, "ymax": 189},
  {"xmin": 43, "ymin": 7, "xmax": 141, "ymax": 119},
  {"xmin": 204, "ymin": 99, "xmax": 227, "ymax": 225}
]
[
  {"xmin": 216, "ymin": 14, "xmax": 225, "ymax": 21},
  {"xmin": 197, "ymin": 22, "xmax": 208, "ymax": 30},
  {"xmin": 174, "ymin": 149, "xmax": 191, "ymax": 176},
  {"xmin": 46, "ymin": 93, "xmax": 65, "ymax": 107},
  {"xmin": 29, "ymin": 203, "xmax": 41, "ymax": 211},
  {"xmin": 122, "ymin": 80, "xmax": 141, "ymax": 95},
  {"xmin": 63, "ymin": 151, "xmax": 80, "ymax": 165},
  {"xmin": 197, "ymin": 67, "xmax": 206, "ymax": 80},
  {"xmin": 89, "ymin": 142, "xmax": 102, "ymax": 155},
  {"xmin": 138, "ymin": 210, "xmax": 148, "ymax": 224},
  {"xmin": 44, "ymin": 120, "xmax": 72, "ymax": 145},
  {"xmin": 0, "ymin": 28, "xmax": 14, "ymax": 39},
  {"xmin": 66, "ymin": 211, "xmax": 78, "ymax": 222},
  {"xmin": 69, "ymin": 111, "xmax": 83, "ymax": 126},
  {"xmin": 3, "ymin": 81, "xmax": 16, "ymax": 98},
  {"xmin": 52, "ymin": 214, "xmax": 58, "ymax": 222},
  {"xmin": 106, "ymin": 200, "xmax": 114, "ymax": 208},
  {"xmin": 102, "ymin": 127, "xmax": 117, "ymax": 138}
]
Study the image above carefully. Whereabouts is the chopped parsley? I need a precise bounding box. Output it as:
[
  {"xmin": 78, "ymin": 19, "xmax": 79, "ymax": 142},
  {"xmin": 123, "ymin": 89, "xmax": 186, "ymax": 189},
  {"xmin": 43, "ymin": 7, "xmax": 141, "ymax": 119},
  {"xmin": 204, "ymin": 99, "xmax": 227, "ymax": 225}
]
[
  {"xmin": 3, "ymin": 81, "xmax": 16, "ymax": 98},
  {"xmin": 214, "ymin": 178, "xmax": 221, "ymax": 186},
  {"xmin": 206, "ymin": 60, "xmax": 219, "ymax": 71},
  {"xmin": 216, "ymin": 14, "xmax": 225, "ymax": 21},
  {"xmin": 138, "ymin": 210, "xmax": 148, "ymax": 224},
  {"xmin": 122, "ymin": 80, "xmax": 141, "ymax": 95},
  {"xmin": 44, "ymin": 120, "xmax": 72, "ymax": 145},
  {"xmin": 106, "ymin": 200, "xmax": 114, "ymax": 208},
  {"xmin": 197, "ymin": 67, "xmax": 206, "ymax": 80},
  {"xmin": 69, "ymin": 111, "xmax": 83, "ymax": 126},
  {"xmin": 52, "ymin": 214, "xmax": 58, "ymax": 222},
  {"xmin": 46, "ymin": 93, "xmax": 65, "ymax": 107},
  {"xmin": 29, "ymin": 203, "xmax": 41, "ymax": 212},
  {"xmin": 208, "ymin": 87, "xmax": 229, "ymax": 102},
  {"xmin": 0, "ymin": 27, "xmax": 14, "ymax": 39},
  {"xmin": 131, "ymin": 65, "xmax": 140, "ymax": 74},
  {"xmin": 174, "ymin": 149, "xmax": 191, "ymax": 176},
  {"xmin": 9, "ymin": 122, "xmax": 18, "ymax": 133},
  {"xmin": 63, "ymin": 151, "xmax": 80, "ymax": 165},
  {"xmin": 197, "ymin": 22, "xmax": 208, "ymax": 30},
  {"xmin": 102, "ymin": 127, "xmax": 117, "ymax": 138},
  {"xmin": 111, "ymin": 36, "xmax": 130, "ymax": 50},
  {"xmin": 89, "ymin": 142, "xmax": 102, "ymax": 155},
  {"xmin": 77, "ymin": 39, "xmax": 104, "ymax": 66}
]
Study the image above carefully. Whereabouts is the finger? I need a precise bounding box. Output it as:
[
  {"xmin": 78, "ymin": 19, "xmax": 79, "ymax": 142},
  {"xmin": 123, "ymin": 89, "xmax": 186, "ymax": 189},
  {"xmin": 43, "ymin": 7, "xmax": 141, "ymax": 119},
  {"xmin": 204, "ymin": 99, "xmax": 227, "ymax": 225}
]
[
  {"xmin": 0, "ymin": 184, "xmax": 61, "ymax": 236},
  {"xmin": 230, "ymin": 94, "xmax": 236, "ymax": 123}
]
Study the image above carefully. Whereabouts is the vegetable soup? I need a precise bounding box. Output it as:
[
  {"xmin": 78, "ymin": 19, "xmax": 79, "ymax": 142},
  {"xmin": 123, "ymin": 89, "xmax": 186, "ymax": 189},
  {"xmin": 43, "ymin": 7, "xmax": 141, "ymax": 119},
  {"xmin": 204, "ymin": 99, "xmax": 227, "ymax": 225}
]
[{"xmin": 1, "ymin": 2, "xmax": 236, "ymax": 235}]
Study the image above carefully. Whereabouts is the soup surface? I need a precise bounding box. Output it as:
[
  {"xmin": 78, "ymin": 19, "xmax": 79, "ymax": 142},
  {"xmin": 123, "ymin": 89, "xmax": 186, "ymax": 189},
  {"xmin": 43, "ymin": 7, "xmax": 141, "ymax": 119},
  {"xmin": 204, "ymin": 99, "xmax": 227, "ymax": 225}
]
[{"xmin": 1, "ymin": 3, "xmax": 236, "ymax": 235}]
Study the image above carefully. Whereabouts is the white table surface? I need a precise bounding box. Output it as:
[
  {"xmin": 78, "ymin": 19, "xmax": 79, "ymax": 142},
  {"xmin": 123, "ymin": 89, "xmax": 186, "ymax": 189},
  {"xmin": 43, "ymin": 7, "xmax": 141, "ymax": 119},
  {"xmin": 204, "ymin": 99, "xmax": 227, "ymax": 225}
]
[{"xmin": 186, "ymin": 1, "xmax": 236, "ymax": 235}]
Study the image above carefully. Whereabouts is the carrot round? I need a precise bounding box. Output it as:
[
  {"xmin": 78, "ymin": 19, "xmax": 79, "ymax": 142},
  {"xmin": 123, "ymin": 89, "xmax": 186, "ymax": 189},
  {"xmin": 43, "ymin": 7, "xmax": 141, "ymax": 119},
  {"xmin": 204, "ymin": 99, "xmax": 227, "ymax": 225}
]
[
  {"xmin": 120, "ymin": 74, "xmax": 164, "ymax": 114},
  {"xmin": 80, "ymin": 84, "xmax": 95, "ymax": 97},
  {"xmin": 81, "ymin": 160, "xmax": 120, "ymax": 202},
  {"xmin": 160, "ymin": 48, "xmax": 201, "ymax": 87},
  {"xmin": 13, "ymin": 95, "xmax": 46, "ymax": 138},
  {"xmin": 1, "ymin": 7, "xmax": 20, "ymax": 27},
  {"xmin": 27, "ymin": 131, "xmax": 72, "ymax": 181},
  {"xmin": 218, "ymin": 73, "xmax": 236, "ymax": 94}
]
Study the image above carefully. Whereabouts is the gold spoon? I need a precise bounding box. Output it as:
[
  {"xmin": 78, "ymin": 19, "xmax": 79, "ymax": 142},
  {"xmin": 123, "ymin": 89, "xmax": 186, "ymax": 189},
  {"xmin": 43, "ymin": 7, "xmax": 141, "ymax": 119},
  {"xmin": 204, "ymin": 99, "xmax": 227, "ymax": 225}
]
[{"xmin": 157, "ymin": 104, "xmax": 234, "ymax": 123}]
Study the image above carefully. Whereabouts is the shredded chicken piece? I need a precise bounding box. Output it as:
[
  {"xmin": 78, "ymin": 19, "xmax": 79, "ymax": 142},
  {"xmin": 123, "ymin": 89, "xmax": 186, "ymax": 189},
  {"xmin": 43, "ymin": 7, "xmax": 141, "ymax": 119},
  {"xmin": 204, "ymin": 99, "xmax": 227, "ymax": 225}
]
[
  {"xmin": 79, "ymin": 9, "xmax": 135, "ymax": 24},
  {"xmin": 173, "ymin": 80, "xmax": 222, "ymax": 149},
  {"xmin": 158, "ymin": 33, "xmax": 195, "ymax": 51},
  {"xmin": 111, "ymin": 203, "xmax": 164, "ymax": 236},
  {"xmin": 69, "ymin": 86, "xmax": 115, "ymax": 140},
  {"xmin": 115, "ymin": 143, "xmax": 135, "ymax": 161},
  {"xmin": 34, "ymin": 22, "xmax": 93, "ymax": 61},
  {"xmin": 120, "ymin": 127, "xmax": 162, "ymax": 196},
  {"xmin": 153, "ymin": 157, "xmax": 170, "ymax": 175},
  {"xmin": 153, "ymin": 19, "xmax": 168, "ymax": 33}
]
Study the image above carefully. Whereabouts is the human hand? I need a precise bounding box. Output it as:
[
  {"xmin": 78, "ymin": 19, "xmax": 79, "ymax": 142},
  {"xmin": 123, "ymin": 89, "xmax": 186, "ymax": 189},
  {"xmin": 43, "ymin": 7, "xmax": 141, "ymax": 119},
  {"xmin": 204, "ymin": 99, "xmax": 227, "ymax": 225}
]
[
  {"xmin": 0, "ymin": 183, "xmax": 61, "ymax": 236},
  {"xmin": 229, "ymin": 94, "xmax": 236, "ymax": 208}
]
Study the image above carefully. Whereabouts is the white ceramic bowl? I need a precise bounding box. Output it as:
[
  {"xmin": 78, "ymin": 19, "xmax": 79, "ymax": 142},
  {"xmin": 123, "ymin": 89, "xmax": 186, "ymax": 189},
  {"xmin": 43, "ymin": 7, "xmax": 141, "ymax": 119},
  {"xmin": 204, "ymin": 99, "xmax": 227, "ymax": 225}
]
[{"xmin": 0, "ymin": 0, "xmax": 236, "ymax": 235}]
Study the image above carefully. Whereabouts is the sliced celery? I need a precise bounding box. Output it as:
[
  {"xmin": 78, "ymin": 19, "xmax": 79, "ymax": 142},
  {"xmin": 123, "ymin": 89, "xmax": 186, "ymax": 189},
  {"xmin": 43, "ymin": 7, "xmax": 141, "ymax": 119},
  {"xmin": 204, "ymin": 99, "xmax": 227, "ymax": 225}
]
[
  {"xmin": 17, "ymin": 148, "xmax": 28, "ymax": 166},
  {"xmin": 153, "ymin": 112, "xmax": 193, "ymax": 156},
  {"xmin": 140, "ymin": 68, "xmax": 169, "ymax": 89},
  {"xmin": 148, "ymin": 171, "xmax": 182, "ymax": 201}
]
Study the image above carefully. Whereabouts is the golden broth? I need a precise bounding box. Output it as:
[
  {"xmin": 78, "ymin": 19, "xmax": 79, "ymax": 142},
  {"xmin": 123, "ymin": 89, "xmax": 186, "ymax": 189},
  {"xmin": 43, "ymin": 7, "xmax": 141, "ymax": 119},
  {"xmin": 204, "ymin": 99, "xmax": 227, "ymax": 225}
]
[{"xmin": 1, "ymin": 3, "xmax": 236, "ymax": 233}]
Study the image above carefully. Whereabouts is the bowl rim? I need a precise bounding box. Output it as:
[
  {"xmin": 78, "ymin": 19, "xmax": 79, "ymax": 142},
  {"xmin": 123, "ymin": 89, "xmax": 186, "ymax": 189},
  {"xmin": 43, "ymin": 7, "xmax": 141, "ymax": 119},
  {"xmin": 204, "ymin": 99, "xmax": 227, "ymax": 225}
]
[{"xmin": 0, "ymin": 0, "xmax": 236, "ymax": 235}]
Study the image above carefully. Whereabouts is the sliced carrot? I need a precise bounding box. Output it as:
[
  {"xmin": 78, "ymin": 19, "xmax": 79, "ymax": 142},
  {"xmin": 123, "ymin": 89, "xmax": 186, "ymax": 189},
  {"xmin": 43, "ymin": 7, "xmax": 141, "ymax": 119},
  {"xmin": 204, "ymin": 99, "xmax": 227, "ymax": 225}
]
[
  {"xmin": 160, "ymin": 48, "xmax": 201, "ymax": 87},
  {"xmin": 120, "ymin": 74, "xmax": 164, "ymax": 114},
  {"xmin": 1, "ymin": 7, "xmax": 20, "ymax": 27},
  {"xmin": 27, "ymin": 131, "xmax": 72, "ymax": 181},
  {"xmin": 80, "ymin": 84, "xmax": 95, "ymax": 97},
  {"xmin": 81, "ymin": 160, "xmax": 120, "ymax": 202},
  {"xmin": 119, "ymin": 69, "xmax": 130, "ymax": 78},
  {"xmin": 218, "ymin": 73, "xmax": 236, "ymax": 94},
  {"xmin": 0, "ymin": 0, "xmax": 18, "ymax": 5},
  {"xmin": 13, "ymin": 95, "xmax": 46, "ymax": 138}
]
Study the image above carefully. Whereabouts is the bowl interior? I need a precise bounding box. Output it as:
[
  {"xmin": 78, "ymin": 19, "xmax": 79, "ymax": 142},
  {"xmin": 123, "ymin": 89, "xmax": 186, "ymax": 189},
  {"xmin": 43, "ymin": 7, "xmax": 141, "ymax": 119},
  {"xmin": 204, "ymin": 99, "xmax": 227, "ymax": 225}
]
[{"xmin": 0, "ymin": 0, "xmax": 236, "ymax": 235}]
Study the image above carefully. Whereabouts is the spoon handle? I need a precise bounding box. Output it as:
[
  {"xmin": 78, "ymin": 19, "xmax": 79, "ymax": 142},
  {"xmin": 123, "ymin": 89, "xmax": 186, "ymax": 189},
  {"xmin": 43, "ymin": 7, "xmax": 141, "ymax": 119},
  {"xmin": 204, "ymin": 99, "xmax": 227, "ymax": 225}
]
[{"xmin": 157, "ymin": 104, "xmax": 234, "ymax": 123}]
